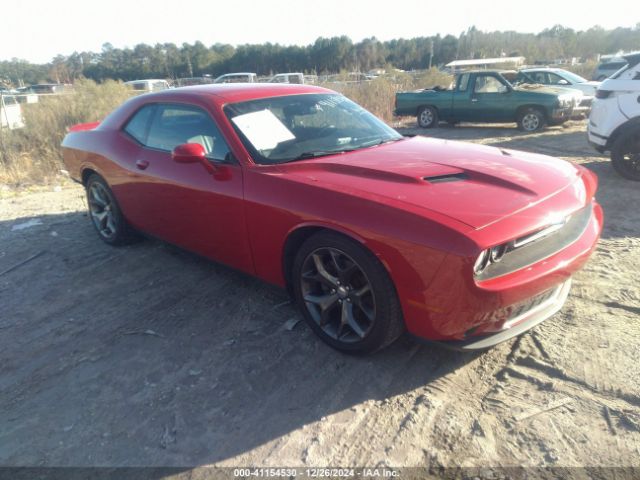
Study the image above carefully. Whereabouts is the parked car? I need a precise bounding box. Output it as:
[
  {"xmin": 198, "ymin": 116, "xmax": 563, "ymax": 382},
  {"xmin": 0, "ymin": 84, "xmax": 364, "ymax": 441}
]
[
  {"xmin": 61, "ymin": 84, "xmax": 602, "ymax": 353},
  {"xmin": 175, "ymin": 77, "xmax": 213, "ymax": 87},
  {"xmin": 124, "ymin": 79, "xmax": 170, "ymax": 93},
  {"xmin": 588, "ymin": 52, "xmax": 640, "ymax": 181},
  {"xmin": 0, "ymin": 93, "xmax": 24, "ymax": 129},
  {"xmin": 395, "ymin": 70, "xmax": 582, "ymax": 132},
  {"xmin": 515, "ymin": 67, "xmax": 599, "ymax": 115},
  {"xmin": 213, "ymin": 73, "xmax": 257, "ymax": 83},
  {"xmin": 267, "ymin": 73, "xmax": 305, "ymax": 84},
  {"xmin": 17, "ymin": 83, "xmax": 68, "ymax": 95},
  {"xmin": 592, "ymin": 57, "xmax": 628, "ymax": 81}
]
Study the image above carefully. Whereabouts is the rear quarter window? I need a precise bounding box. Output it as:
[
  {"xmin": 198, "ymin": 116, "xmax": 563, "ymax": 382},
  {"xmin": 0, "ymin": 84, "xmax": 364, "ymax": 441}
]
[
  {"xmin": 123, "ymin": 104, "xmax": 156, "ymax": 144},
  {"xmin": 457, "ymin": 74, "xmax": 470, "ymax": 91}
]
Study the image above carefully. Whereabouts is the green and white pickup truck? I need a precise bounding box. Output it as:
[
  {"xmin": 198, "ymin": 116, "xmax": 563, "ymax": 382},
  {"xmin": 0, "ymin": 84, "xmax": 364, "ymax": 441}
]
[{"xmin": 394, "ymin": 70, "xmax": 582, "ymax": 132}]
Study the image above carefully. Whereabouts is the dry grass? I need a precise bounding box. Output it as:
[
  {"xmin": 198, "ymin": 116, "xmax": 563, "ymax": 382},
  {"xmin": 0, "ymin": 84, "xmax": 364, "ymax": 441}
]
[
  {"xmin": 563, "ymin": 60, "xmax": 598, "ymax": 80},
  {"xmin": 0, "ymin": 79, "xmax": 132, "ymax": 186},
  {"xmin": 326, "ymin": 68, "xmax": 453, "ymax": 123},
  {"xmin": 0, "ymin": 72, "xmax": 452, "ymax": 187}
]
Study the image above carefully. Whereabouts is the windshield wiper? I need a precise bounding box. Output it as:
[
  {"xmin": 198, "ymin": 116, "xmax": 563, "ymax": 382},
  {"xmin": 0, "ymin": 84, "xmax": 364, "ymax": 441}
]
[
  {"xmin": 358, "ymin": 137, "xmax": 404, "ymax": 148},
  {"xmin": 280, "ymin": 149, "xmax": 356, "ymax": 163},
  {"xmin": 278, "ymin": 137, "xmax": 404, "ymax": 164}
]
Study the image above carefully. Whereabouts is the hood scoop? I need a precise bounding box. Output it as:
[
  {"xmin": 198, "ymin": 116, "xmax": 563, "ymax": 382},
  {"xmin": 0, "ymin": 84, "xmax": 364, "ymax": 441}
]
[{"xmin": 423, "ymin": 173, "xmax": 469, "ymax": 184}]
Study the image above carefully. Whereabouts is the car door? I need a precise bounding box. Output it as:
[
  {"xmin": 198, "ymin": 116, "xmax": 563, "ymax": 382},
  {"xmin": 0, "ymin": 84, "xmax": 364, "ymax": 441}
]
[
  {"xmin": 449, "ymin": 73, "xmax": 473, "ymax": 121},
  {"xmin": 466, "ymin": 73, "xmax": 514, "ymax": 122},
  {"xmin": 117, "ymin": 102, "xmax": 253, "ymax": 274}
]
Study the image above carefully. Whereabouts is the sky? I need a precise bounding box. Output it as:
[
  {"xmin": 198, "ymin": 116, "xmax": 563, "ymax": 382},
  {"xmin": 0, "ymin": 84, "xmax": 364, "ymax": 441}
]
[{"xmin": 0, "ymin": 0, "xmax": 637, "ymax": 63}]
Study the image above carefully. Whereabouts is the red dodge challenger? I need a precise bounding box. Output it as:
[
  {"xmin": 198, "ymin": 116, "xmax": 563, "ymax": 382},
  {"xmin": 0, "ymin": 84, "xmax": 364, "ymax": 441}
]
[{"xmin": 61, "ymin": 84, "xmax": 603, "ymax": 353}]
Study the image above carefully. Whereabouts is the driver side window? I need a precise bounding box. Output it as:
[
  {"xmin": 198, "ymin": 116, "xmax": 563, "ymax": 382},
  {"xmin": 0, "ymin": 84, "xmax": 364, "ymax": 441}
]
[
  {"xmin": 145, "ymin": 104, "xmax": 231, "ymax": 162},
  {"xmin": 474, "ymin": 76, "xmax": 507, "ymax": 94},
  {"xmin": 530, "ymin": 72, "xmax": 548, "ymax": 84},
  {"xmin": 547, "ymin": 73, "xmax": 565, "ymax": 85}
]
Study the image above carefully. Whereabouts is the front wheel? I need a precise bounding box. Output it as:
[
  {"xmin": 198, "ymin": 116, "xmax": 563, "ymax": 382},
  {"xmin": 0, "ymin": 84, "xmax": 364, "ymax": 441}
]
[
  {"xmin": 85, "ymin": 174, "xmax": 137, "ymax": 245},
  {"xmin": 517, "ymin": 107, "xmax": 545, "ymax": 132},
  {"xmin": 611, "ymin": 130, "xmax": 640, "ymax": 181},
  {"xmin": 292, "ymin": 232, "xmax": 404, "ymax": 354},
  {"xmin": 417, "ymin": 106, "xmax": 438, "ymax": 128}
]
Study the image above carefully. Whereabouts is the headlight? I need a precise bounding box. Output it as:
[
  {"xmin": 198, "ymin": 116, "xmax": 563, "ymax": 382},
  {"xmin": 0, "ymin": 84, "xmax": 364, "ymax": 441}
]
[
  {"xmin": 474, "ymin": 243, "xmax": 511, "ymax": 276},
  {"xmin": 490, "ymin": 244, "xmax": 507, "ymax": 262},
  {"xmin": 474, "ymin": 249, "xmax": 491, "ymax": 275}
]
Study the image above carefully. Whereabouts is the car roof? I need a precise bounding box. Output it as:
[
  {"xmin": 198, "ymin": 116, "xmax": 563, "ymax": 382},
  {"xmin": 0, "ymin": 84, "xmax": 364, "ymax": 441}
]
[
  {"xmin": 217, "ymin": 72, "xmax": 256, "ymax": 76},
  {"xmin": 124, "ymin": 79, "xmax": 167, "ymax": 83},
  {"xmin": 149, "ymin": 83, "xmax": 335, "ymax": 103},
  {"xmin": 520, "ymin": 67, "xmax": 563, "ymax": 72},
  {"xmin": 456, "ymin": 70, "xmax": 512, "ymax": 74}
]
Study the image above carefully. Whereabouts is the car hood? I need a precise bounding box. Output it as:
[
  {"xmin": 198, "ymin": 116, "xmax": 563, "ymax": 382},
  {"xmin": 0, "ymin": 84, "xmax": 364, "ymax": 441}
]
[
  {"xmin": 279, "ymin": 136, "xmax": 582, "ymax": 229},
  {"xmin": 514, "ymin": 84, "xmax": 581, "ymax": 97}
]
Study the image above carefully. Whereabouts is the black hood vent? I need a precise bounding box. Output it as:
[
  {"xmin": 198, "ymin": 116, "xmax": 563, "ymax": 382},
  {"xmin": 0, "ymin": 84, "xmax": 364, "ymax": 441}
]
[{"xmin": 423, "ymin": 173, "xmax": 468, "ymax": 184}]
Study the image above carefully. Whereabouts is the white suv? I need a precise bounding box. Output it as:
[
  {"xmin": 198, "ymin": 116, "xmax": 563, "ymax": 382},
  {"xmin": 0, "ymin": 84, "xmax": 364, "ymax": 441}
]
[{"xmin": 588, "ymin": 52, "xmax": 640, "ymax": 180}]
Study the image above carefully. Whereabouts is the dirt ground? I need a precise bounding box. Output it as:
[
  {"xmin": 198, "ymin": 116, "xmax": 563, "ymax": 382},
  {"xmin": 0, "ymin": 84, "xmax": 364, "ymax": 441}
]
[{"xmin": 1, "ymin": 120, "xmax": 639, "ymax": 474}]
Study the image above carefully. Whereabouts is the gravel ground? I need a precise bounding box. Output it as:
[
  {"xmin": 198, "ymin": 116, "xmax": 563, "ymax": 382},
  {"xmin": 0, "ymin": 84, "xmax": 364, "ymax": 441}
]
[{"xmin": 0, "ymin": 120, "xmax": 639, "ymax": 474}]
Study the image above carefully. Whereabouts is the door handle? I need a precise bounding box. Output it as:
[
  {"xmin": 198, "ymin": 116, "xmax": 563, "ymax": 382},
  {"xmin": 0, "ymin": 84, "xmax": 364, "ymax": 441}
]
[
  {"xmin": 471, "ymin": 98, "xmax": 478, "ymax": 103},
  {"xmin": 135, "ymin": 159, "xmax": 149, "ymax": 170}
]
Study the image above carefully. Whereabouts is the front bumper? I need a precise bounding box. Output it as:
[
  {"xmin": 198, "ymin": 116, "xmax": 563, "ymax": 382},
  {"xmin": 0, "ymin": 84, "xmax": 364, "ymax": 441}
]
[
  {"xmin": 401, "ymin": 197, "xmax": 603, "ymax": 347},
  {"xmin": 418, "ymin": 279, "xmax": 572, "ymax": 351},
  {"xmin": 551, "ymin": 107, "xmax": 574, "ymax": 120},
  {"xmin": 587, "ymin": 124, "xmax": 608, "ymax": 152},
  {"xmin": 572, "ymin": 97, "xmax": 593, "ymax": 116}
]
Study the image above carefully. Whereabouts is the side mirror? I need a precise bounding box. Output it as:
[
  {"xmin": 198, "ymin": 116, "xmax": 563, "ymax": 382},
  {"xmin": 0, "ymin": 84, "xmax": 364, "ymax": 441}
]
[
  {"xmin": 558, "ymin": 79, "xmax": 570, "ymax": 85},
  {"xmin": 172, "ymin": 143, "xmax": 206, "ymax": 164},
  {"xmin": 171, "ymin": 142, "xmax": 230, "ymax": 179}
]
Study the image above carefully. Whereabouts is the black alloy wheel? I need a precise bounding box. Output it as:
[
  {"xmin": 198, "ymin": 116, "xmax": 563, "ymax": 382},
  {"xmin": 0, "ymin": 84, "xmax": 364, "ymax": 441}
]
[
  {"xmin": 292, "ymin": 232, "xmax": 404, "ymax": 353},
  {"xmin": 611, "ymin": 130, "xmax": 640, "ymax": 181},
  {"xmin": 85, "ymin": 174, "xmax": 136, "ymax": 245}
]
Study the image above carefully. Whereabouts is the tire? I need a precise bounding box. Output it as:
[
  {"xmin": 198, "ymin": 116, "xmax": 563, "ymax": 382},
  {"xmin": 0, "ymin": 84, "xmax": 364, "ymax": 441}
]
[
  {"xmin": 417, "ymin": 106, "xmax": 438, "ymax": 128},
  {"xmin": 291, "ymin": 231, "xmax": 404, "ymax": 354},
  {"xmin": 85, "ymin": 174, "xmax": 137, "ymax": 245},
  {"xmin": 611, "ymin": 129, "xmax": 640, "ymax": 181},
  {"xmin": 517, "ymin": 107, "xmax": 545, "ymax": 132}
]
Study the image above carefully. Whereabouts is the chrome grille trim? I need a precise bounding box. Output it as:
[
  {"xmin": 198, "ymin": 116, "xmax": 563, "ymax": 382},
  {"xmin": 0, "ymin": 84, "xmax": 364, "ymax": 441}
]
[{"xmin": 477, "ymin": 204, "xmax": 593, "ymax": 281}]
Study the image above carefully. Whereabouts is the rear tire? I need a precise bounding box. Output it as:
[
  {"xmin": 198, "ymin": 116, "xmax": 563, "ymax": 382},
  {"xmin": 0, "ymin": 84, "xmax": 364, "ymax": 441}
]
[
  {"xmin": 611, "ymin": 129, "xmax": 640, "ymax": 181},
  {"xmin": 517, "ymin": 107, "xmax": 545, "ymax": 132},
  {"xmin": 85, "ymin": 174, "xmax": 137, "ymax": 245},
  {"xmin": 417, "ymin": 106, "xmax": 438, "ymax": 128},
  {"xmin": 292, "ymin": 231, "xmax": 404, "ymax": 354}
]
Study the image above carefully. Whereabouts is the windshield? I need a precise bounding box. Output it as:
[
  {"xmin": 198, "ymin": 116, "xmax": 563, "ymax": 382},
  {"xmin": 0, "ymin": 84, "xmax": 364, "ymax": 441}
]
[
  {"xmin": 559, "ymin": 70, "xmax": 587, "ymax": 84},
  {"xmin": 612, "ymin": 54, "xmax": 640, "ymax": 79},
  {"xmin": 224, "ymin": 93, "xmax": 403, "ymax": 165}
]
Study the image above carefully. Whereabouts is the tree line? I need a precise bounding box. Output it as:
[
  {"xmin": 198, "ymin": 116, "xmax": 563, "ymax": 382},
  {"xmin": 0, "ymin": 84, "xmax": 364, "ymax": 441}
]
[{"xmin": 1, "ymin": 24, "xmax": 639, "ymax": 86}]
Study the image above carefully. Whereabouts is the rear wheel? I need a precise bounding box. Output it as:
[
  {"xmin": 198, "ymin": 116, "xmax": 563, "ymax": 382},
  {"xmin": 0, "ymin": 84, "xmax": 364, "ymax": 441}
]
[
  {"xmin": 292, "ymin": 232, "xmax": 404, "ymax": 353},
  {"xmin": 611, "ymin": 129, "xmax": 640, "ymax": 181},
  {"xmin": 517, "ymin": 107, "xmax": 545, "ymax": 132},
  {"xmin": 85, "ymin": 174, "xmax": 136, "ymax": 245},
  {"xmin": 417, "ymin": 106, "xmax": 438, "ymax": 128}
]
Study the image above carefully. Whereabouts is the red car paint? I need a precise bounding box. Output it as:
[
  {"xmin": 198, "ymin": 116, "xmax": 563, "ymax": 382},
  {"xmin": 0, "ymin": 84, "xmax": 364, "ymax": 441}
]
[{"xmin": 61, "ymin": 84, "xmax": 602, "ymax": 344}]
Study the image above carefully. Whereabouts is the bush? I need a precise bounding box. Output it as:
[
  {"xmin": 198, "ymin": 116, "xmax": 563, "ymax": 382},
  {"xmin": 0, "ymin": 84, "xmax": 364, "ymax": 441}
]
[
  {"xmin": 0, "ymin": 71, "xmax": 455, "ymax": 187},
  {"xmin": 563, "ymin": 61, "xmax": 598, "ymax": 81},
  {"xmin": 0, "ymin": 79, "xmax": 132, "ymax": 186},
  {"xmin": 325, "ymin": 68, "xmax": 453, "ymax": 123}
]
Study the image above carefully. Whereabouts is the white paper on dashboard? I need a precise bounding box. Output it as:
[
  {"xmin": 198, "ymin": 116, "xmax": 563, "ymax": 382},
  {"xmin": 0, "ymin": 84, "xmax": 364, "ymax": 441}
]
[{"xmin": 231, "ymin": 110, "xmax": 295, "ymax": 150}]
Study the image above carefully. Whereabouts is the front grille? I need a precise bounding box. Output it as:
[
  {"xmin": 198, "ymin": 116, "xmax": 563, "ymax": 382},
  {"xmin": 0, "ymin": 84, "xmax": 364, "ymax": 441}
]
[
  {"xmin": 506, "ymin": 286, "xmax": 557, "ymax": 322},
  {"xmin": 477, "ymin": 204, "xmax": 593, "ymax": 280},
  {"xmin": 580, "ymin": 97, "xmax": 593, "ymax": 108}
]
